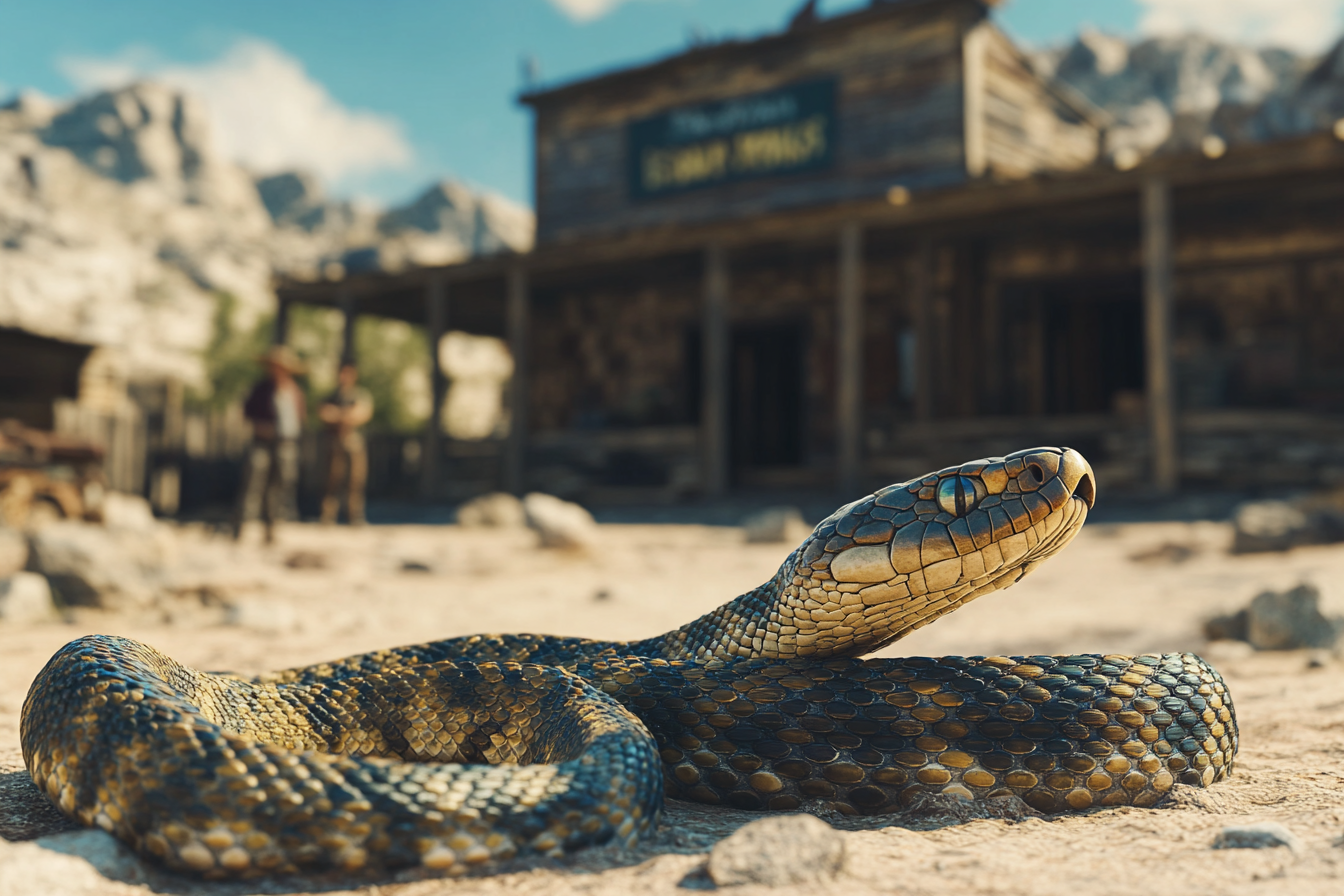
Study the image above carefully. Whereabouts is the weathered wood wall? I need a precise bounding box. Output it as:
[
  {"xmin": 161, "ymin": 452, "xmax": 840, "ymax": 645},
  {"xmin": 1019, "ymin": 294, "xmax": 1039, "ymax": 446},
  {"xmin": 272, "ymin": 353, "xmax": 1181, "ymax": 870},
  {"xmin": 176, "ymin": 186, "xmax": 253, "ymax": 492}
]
[
  {"xmin": 529, "ymin": 1, "xmax": 983, "ymax": 244},
  {"xmin": 977, "ymin": 26, "xmax": 1100, "ymax": 179}
]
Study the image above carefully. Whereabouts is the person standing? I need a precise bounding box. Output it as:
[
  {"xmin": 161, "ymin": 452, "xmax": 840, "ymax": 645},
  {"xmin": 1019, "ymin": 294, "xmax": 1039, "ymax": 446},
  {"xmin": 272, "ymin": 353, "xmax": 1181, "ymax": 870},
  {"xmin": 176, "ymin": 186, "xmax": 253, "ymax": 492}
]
[
  {"xmin": 319, "ymin": 361, "xmax": 374, "ymax": 526},
  {"xmin": 233, "ymin": 346, "xmax": 307, "ymax": 544}
]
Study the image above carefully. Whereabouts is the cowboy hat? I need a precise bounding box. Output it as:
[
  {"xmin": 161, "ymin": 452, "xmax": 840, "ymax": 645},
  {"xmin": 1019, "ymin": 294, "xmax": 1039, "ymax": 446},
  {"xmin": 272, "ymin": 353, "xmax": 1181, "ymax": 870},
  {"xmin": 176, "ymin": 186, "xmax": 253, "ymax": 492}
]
[{"xmin": 256, "ymin": 345, "xmax": 307, "ymax": 374}]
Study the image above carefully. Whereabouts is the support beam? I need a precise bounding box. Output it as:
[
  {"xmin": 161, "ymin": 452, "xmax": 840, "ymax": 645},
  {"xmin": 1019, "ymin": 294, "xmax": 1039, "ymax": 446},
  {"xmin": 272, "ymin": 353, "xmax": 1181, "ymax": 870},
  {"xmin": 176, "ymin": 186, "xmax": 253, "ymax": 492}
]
[
  {"xmin": 504, "ymin": 264, "xmax": 529, "ymax": 495},
  {"xmin": 273, "ymin": 298, "xmax": 291, "ymax": 345},
  {"xmin": 337, "ymin": 287, "xmax": 356, "ymax": 363},
  {"xmin": 702, "ymin": 243, "xmax": 730, "ymax": 498},
  {"xmin": 421, "ymin": 275, "xmax": 448, "ymax": 500},
  {"xmin": 836, "ymin": 221, "xmax": 864, "ymax": 495},
  {"xmin": 912, "ymin": 240, "xmax": 934, "ymax": 422},
  {"xmin": 1142, "ymin": 177, "xmax": 1179, "ymax": 494}
]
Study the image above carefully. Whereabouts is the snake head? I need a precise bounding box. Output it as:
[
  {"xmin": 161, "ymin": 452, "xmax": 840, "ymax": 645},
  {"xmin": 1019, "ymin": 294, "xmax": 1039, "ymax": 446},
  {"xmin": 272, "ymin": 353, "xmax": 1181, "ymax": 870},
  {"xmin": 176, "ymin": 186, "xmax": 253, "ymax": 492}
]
[{"xmin": 782, "ymin": 447, "xmax": 1095, "ymax": 655}]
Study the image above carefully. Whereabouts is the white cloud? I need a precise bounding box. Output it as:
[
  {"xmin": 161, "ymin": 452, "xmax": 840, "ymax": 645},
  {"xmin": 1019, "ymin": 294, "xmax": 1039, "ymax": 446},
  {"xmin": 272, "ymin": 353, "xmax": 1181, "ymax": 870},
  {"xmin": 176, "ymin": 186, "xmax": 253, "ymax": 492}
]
[
  {"xmin": 1138, "ymin": 0, "xmax": 1344, "ymax": 52},
  {"xmin": 547, "ymin": 0, "xmax": 632, "ymax": 22},
  {"xmin": 58, "ymin": 39, "xmax": 413, "ymax": 182}
]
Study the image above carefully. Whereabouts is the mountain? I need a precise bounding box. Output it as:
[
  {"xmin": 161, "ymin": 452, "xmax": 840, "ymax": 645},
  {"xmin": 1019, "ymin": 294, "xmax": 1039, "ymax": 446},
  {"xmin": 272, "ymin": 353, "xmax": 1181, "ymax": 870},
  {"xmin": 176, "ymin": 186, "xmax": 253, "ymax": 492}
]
[
  {"xmin": 1037, "ymin": 30, "xmax": 1321, "ymax": 162},
  {"xmin": 0, "ymin": 81, "xmax": 534, "ymax": 387}
]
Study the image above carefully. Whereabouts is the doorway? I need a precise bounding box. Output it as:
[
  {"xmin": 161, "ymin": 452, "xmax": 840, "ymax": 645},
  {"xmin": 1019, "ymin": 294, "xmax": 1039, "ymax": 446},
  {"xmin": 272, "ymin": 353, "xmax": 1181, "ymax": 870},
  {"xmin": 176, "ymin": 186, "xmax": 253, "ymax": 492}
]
[
  {"xmin": 1003, "ymin": 278, "xmax": 1145, "ymax": 415},
  {"xmin": 730, "ymin": 322, "xmax": 805, "ymax": 473}
]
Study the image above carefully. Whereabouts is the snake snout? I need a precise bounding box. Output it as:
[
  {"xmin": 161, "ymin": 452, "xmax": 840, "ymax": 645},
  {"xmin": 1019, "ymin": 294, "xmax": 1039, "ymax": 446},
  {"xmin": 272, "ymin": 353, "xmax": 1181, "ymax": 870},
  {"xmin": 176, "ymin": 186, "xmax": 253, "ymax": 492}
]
[{"xmin": 1058, "ymin": 447, "xmax": 1096, "ymax": 509}]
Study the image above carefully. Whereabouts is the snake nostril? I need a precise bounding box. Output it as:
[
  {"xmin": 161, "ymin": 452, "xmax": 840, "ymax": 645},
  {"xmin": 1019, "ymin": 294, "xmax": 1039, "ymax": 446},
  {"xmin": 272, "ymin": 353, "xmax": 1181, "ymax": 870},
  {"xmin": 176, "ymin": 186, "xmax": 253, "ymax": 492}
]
[
  {"xmin": 1074, "ymin": 472, "xmax": 1096, "ymax": 508},
  {"xmin": 1027, "ymin": 463, "xmax": 1045, "ymax": 484}
]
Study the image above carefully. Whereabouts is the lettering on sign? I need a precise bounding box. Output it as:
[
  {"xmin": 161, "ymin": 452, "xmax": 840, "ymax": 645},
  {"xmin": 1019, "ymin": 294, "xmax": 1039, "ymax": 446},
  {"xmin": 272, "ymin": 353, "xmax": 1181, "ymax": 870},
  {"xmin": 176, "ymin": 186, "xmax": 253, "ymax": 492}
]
[{"xmin": 627, "ymin": 79, "xmax": 837, "ymax": 200}]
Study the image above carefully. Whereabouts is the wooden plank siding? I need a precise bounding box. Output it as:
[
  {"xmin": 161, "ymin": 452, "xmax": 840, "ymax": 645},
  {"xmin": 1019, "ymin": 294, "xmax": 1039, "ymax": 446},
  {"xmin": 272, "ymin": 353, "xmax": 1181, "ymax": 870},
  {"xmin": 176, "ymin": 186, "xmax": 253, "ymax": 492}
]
[
  {"xmin": 528, "ymin": 1, "xmax": 986, "ymax": 244},
  {"xmin": 977, "ymin": 26, "xmax": 1101, "ymax": 179}
]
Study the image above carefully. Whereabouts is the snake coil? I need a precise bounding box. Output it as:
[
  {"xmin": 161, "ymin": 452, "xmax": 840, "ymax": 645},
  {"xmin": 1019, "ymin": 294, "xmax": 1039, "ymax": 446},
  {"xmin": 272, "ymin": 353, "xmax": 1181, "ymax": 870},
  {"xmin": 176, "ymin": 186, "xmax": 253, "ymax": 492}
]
[{"xmin": 22, "ymin": 447, "xmax": 1237, "ymax": 878}]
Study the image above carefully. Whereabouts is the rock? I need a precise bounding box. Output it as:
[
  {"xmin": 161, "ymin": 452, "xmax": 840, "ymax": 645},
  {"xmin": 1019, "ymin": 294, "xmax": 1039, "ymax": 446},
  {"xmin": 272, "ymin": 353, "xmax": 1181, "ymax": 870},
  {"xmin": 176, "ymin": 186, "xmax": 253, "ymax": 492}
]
[
  {"xmin": 741, "ymin": 506, "xmax": 807, "ymax": 544},
  {"xmin": 283, "ymin": 549, "xmax": 327, "ymax": 570},
  {"xmin": 1212, "ymin": 821, "xmax": 1303, "ymax": 854},
  {"xmin": 1203, "ymin": 608, "xmax": 1249, "ymax": 642},
  {"xmin": 455, "ymin": 492, "xmax": 527, "ymax": 528},
  {"xmin": 707, "ymin": 815, "xmax": 846, "ymax": 887},
  {"xmin": 0, "ymin": 572, "xmax": 55, "ymax": 622},
  {"xmin": 0, "ymin": 527, "xmax": 26, "ymax": 578},
  {"xmin": 1231, "ymin": 500, "xmax": 1310, "ymax": 553},
  {"xmin": 25, "ymin": 522, "xmax": 167, "ymax": 610},
  {"xmin": 2, "ymin": 77, "xmax": 532, "ymax": 393},
  {"xmin": 97, "ymin": 492, "xmax": 155, "ymax": 532},
  {"xmin": 223, "ymin": 597, "xmax": 299, "ymax": 633},
  {"xmin": 1245, "ymin": 584, "xmax": 1342, "ymax": 650},
  {"xmin": 523, "ymin": 493, "xmax": 598, "ymax": 550}
]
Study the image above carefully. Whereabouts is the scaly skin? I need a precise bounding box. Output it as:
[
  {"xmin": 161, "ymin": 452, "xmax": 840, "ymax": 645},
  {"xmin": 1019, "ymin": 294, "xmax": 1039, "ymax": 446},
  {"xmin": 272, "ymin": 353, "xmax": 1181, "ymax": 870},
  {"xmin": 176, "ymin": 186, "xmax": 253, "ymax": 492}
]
[{"xmin": 21, "ymin": 447, "xmax": 1238, "ymax": 879}]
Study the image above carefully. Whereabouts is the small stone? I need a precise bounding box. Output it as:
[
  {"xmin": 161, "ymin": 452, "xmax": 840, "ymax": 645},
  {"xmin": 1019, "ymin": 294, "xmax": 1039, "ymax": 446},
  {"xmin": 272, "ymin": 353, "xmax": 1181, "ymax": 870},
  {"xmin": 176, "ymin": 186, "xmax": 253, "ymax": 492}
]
[
  {"xmin": 223, "ymin": 597, "xmax": 299, "ymax": 633},
  {"xmin": 0, "ymin": 572, "xmax": 56, "ymax": 622},
  {"xmin": 741, "ymin": 507, "xmax": 807, "ymax": 544},
  {"xmin": 1231, "ymin": 501, "xmax": 1310, "ymax": 553},
  {"xmin": 97, "ymin": 492, "xmax": 156, "ymax": 532},
  {"xmin": 707, "ymin": 815, "xmax": 845, "ymax": 887},
  {"xmin": 1245, "ymin": 584, "xmax": 1339, "ymax": 650},
  {"xmin": 283, "ymin": 549, "xmax": 327, "ymax": 570},
  {"xmin": 1212, "ymin": 822, "xmax": 1303, "ymax": 854},
  {"xmin": 523, "ymin": 493, "xmax": 598, "ymax": 550},
  {"xmin": 455, "ymin": 492, "xmax": 526, "ymax": 528},
  {"xmin": 0, "ymin": 528, "xmax": 27, "ymax": 578}
]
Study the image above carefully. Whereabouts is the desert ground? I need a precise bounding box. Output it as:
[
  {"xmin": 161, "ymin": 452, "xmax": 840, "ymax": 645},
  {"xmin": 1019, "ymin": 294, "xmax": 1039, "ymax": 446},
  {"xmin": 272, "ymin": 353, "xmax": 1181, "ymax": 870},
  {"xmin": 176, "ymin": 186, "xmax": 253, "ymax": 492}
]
[{"xmin": 2, "ymin": 509, "xmax": 1343, "ymax": 896}]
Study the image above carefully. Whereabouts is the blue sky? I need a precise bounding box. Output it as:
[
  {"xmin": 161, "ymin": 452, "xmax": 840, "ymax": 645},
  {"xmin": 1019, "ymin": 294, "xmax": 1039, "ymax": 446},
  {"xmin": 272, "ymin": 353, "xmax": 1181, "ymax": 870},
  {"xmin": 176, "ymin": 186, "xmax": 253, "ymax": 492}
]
[{"xmin": 0, "ymin": 1, "xmax": 1337, "ymax": 208}]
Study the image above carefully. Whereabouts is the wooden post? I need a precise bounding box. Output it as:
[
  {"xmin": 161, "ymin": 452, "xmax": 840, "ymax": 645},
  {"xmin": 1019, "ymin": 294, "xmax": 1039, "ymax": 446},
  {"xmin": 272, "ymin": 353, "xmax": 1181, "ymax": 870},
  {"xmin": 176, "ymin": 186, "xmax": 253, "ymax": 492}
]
[
  {"xmin": 837, "ymin": 222, "xmax": 864, "ymax": 494},
  {"xmin": 505, "ymin": 264, "xmax": 529, "ymax": 495},
  {"xmin": 338, "ymin": 286, "xmax": 356, "ymax": 364},
  {"xmin": 1026, "ymin": 287, "xmax": 1045, "ymax": 416},
  {"xmin": 962, "ymin": 23, "xmax": 988, "ymax": 178},
  {"xmin": 273, "ymin": 297, "xmax": 291, "ymax": 345},
  {"xmin": 912, "ymin": 240, "xmax": 934, "ymax": 422},
  {"xmin": 421, "ymin": 275, "xmax": 448, "ymax": 500},
  {"xmin": 1142, "ymin": 177, "xmax": 1179, "ymax": 493},
  {"xmin": 702, "ymin": 243, "xmax": 730, "ymax": 497}
]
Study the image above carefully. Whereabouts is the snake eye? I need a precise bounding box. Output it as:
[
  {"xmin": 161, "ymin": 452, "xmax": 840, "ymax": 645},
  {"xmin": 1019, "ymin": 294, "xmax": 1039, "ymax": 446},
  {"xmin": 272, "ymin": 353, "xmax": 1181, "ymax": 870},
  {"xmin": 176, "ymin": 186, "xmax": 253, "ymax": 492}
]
[{"xmin": 936, "ymin": 476, "xmax": 980, "ymax": 517}]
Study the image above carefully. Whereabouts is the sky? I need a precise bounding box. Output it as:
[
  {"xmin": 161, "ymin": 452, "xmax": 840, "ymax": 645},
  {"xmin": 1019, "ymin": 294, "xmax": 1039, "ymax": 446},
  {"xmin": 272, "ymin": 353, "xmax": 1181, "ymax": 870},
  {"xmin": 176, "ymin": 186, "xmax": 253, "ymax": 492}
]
[{"xmin": 1, "ymin": 0, "xmax": 1342, "ymax": 209}]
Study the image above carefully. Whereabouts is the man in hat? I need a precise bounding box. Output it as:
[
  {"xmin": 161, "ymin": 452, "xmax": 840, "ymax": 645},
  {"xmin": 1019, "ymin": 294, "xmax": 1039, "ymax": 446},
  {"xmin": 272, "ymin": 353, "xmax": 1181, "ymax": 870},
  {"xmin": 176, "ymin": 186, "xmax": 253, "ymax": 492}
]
[
  {"xmin": 318, "ymin": 360, "xmax": 374, "ymax": 526},
  {"xmin": 233, "ymin": 345, "xmax": 307, "ymax": 543}
]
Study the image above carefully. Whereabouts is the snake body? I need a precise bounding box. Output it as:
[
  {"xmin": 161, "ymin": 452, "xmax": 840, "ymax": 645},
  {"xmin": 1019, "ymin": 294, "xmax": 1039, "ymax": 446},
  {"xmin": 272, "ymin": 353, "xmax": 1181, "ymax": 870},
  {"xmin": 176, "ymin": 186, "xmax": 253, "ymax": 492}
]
[{"xmin": 21, "ymin": 447, "xmax": 1238, "ymax": 878}]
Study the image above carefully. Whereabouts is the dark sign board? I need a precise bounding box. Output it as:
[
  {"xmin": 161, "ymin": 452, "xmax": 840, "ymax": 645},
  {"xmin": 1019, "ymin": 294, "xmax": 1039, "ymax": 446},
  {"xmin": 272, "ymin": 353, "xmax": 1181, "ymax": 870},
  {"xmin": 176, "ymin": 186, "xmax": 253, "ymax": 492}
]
[{"xmin": 627, "ymin": 79, "xmax": 837, "ymax": 201}]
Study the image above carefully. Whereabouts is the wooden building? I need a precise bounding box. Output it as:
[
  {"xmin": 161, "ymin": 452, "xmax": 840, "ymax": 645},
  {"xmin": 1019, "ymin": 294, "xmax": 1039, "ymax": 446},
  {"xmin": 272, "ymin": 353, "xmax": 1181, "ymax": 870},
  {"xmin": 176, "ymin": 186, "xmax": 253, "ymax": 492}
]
[{"xmin": 279, "ymin": 0, "xmax": 1344, "ymax": 502}]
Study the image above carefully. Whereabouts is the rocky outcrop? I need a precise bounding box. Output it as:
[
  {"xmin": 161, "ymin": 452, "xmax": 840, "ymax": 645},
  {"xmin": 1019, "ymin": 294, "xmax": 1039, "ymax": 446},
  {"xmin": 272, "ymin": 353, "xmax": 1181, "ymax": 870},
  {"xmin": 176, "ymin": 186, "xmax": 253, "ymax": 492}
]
[
  {"xmin": 1038, "ymin": 31, "xmax": 1316, "ymax": 164},
  {"xmin": 0, "ymin": 80, "xmax": 534, "ymax": 391}
]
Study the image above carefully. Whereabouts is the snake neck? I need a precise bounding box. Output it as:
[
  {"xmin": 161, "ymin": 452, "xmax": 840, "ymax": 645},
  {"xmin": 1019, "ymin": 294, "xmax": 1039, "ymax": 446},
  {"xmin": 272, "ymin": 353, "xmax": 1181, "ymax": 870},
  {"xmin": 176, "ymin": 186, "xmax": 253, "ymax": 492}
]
[{"xmin": 628, "ymin": 549, "xmax": 888, "ymax": 662}]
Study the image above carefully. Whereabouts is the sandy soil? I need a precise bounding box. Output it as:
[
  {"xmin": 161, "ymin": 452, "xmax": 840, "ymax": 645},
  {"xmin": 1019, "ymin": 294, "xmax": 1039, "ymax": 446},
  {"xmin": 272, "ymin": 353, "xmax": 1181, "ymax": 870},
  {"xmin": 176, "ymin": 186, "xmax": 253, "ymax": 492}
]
[{"xmin": 2, "ymin": 516, "xmax": 1343, "ymax": 895}]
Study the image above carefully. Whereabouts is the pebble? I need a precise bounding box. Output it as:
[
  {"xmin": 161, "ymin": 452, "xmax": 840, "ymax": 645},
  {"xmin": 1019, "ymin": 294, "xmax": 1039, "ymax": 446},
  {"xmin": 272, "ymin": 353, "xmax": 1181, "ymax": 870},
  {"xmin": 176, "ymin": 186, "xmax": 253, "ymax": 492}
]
[
  {"xmin": 0, "ymin": 528, "xmax": 27, "ymax": 578},
  {"xmin": 0, "ymin": 572, "xmax": 55, "ymax": 622},
  {"xmin": 1212, "ymin": 822, "xmax": 1303, "ymax": 854},
  {"xmin": 707, "ymin": 815, "xmax": 846, "ymax": 887}
]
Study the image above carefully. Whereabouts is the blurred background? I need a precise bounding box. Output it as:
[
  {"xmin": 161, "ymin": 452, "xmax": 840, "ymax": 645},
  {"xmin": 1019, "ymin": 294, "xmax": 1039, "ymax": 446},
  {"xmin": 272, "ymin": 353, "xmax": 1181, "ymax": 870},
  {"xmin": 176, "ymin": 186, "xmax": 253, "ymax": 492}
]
[{"xmin": 3, "ymin": 0, "xmax": 1344, "ymax": 527}]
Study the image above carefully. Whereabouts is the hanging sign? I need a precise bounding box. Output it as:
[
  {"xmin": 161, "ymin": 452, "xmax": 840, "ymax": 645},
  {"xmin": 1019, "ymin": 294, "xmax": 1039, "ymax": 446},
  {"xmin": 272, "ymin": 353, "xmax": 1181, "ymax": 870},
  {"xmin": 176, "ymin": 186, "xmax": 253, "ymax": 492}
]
[{"xmin": 627, "ymin": 78, "xmax": 837, "ymax": 200}]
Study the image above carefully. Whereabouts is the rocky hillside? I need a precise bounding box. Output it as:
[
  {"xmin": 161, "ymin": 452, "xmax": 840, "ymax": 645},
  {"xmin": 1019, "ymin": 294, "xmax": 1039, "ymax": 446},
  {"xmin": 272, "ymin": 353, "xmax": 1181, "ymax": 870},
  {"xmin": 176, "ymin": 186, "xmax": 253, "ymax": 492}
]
[
  {"xmin": 0, "ymin": 81, "xmax": 532, "ymax": 387},
  {"xmin": 1036, "ymin": 31, "xmax": 1342, "ymax": 163}
]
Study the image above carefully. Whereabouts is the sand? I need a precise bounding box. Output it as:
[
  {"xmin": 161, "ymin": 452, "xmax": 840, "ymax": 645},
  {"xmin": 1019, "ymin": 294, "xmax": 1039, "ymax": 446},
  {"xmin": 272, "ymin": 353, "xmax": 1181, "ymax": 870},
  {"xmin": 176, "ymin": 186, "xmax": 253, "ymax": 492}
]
[{"xmin": 2, "ymin": 515, "xmax": 1343, "ymax": 895}]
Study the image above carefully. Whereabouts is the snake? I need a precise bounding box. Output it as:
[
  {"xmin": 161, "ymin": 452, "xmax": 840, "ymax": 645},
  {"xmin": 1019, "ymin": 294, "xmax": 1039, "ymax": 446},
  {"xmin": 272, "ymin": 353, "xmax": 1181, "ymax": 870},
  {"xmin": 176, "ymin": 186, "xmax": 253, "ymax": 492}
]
[{"xmin": 20, "ymin": 446, "xmax": 1238, "ymax": 879}]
